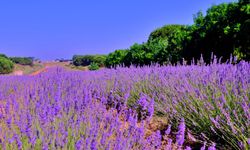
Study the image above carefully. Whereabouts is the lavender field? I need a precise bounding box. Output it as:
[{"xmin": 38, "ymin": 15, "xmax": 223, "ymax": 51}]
[{"xmin": 0, "ymin": 60, "xmax": 249, "ymax": 150}]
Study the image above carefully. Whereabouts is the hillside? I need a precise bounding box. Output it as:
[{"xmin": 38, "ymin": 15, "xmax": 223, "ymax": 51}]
[{"xmin": 11, "ymin": 61, "xmax": 89, "ymax": 76}]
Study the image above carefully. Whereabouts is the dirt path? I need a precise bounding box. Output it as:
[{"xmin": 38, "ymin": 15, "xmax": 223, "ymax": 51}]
[
  {"xmin": 15, "ymin": 61, "xmax": 86, "ymax": 76},
  {"xmin": 30, "ymin": 67, "xmax": 48, "ymax": 76},
  {"xmin": 30, "ymin": 62, "xmax": 69, "ymax": 76},
  {"xmin": 30, "ymin": 62, "xmax": 59, "ymax": 76},
  {"xmin": 13, "ymin": 70, "xmax": 23, "ymax": 76}
]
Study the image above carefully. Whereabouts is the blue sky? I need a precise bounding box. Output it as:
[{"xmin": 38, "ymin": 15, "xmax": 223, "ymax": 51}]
[{"xmin": 0, "ymin": 0, "xmax": 235, "ymax": 60}]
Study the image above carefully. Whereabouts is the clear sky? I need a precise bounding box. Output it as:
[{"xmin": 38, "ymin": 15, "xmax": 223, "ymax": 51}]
[{"xmin": 0, "ymin": 0, "xmax": 235, "ymax": 60}]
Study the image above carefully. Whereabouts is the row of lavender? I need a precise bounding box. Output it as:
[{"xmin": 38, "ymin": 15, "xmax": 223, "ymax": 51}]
[{"xmin": 0, "ymin": 60, "xmax": 249, "ymax": 149}]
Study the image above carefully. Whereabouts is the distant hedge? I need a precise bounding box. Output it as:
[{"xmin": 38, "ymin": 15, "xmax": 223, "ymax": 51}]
[
  {"xmin": 105, "ymin": 0, "xmax": 250, "ymax": 67},
  {"xmin": 0, "ymin": 57, "xmax": 14, "ymax": 74},
  {"xmin": 0, "ymin": 54, "xmax": 8, "ymax": 58},
  {"xmin": 72, "ymin": 55, "xmax": 106, "ymax": 67},
  {"xmin": 105, "ymin": 49, "xmax": 129, "ymax": 68},
  {"xmin": 10, "ymin": 57, "xmax": 34, "ymax": 66},
  {"xmin": 88, "ymin": 62, "xmax": 100, "ymax": 70}
]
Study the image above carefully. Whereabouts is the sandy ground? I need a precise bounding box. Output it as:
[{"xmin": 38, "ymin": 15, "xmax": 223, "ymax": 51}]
[
  {"xmin": 30, "ymin": 67, "xmax": 48, "ymax": 76},
  {"xmin": 13, "ymin": 70, "xmax": 23, "ymax": 76},
  {"xmin": 10, "ymin": 61, "xmax": 90, "ymax": 76}
]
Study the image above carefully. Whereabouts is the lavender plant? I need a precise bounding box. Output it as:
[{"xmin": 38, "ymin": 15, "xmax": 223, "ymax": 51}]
[{"xmin": 0, "ymin": 58, "xmax": 249, "ymax": 150}]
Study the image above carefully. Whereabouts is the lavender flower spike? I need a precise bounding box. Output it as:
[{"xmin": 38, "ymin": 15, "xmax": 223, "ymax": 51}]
[
  {"xmin": 176, "ymin": 118, "xmax": 186, "ymax": 146},
  {"xmin": 208, "ymin": 143, "xmax": 216, "ymax": 150}
]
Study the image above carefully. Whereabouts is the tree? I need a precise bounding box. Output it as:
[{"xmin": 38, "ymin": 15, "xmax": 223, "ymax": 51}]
[
  {"xmin": 184, "ymin": 1, "xmax": 250, "ymax": 62},
  {"xmin": 0, "ymin": 54, "xmax": 8, "ymax": 58},
  {"xmin": 105, "ymin": 50, "xmax": 128, "ymax": 68},
  {"xmin": 148, "ymin": 24, "xmax": 186, "ymax": 41},
  {"xmin": 0, "ymin": 57, "xmax": 14, "ymax": 74},
  {"xmin": 92, "ymin": 55, "xmax": 107, "ymax": 67},
  {"xmin": 72, "ymin": 55, "xmax": 107, "ymax": 66},
  {"xmin": 148, "ymin": 24, "xmax": 191, "ymax": 64},
  {"xmin": 127, "ymin": 43, "xmax": 147, "ymax": 66},
  {"xmin": 88, "ymin": 62, "xmax": 100, "ymax": 70},
  {"xmin": 146, "ymin": 39, "xmax": 168, "ymax": 65},
  {"xmin": 105, "ymin": 0, "xmax": 250, "ymax": 66},
  {"xmin": 10, "ymin": 57, "xmax": 34, "ymax": 66}
]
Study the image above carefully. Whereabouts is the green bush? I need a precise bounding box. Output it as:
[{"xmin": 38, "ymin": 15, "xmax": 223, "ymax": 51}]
[
  {"xmin": 10, "ymin": 57, "xmax": 33, "ymax": 66},
  {"xmin": 92, "ymin": 55, "xmax": 107, "ymax": 67},
  {"xmin": 105, "ymin": 1, "xmax": 250, "ymax": 66},
  {"xmin": 105, "ymin": 49, "xmax": 129, "ymax": 68},
  {"xmin": 72, "ymin": 55, "xmax": 107, "ymax": 67},
  {"xmin": 0, "ymin": 57, "xmax": 14, "ymax": 74},
  {"xmin": 0, "ymin": 54, "xmax": 8, "ymax": 58},
  {"xmin": 72, "ymin": 55, "xmax": 94, "ymax": 66},
  {"xmin": 88, "ymin": 62, "xmax": 100, "ymax": 70}
]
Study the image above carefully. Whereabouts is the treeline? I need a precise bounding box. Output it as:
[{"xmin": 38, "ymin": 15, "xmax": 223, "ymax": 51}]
[
  {"xmin": 0, "ymin": 54, "xmax": 34, "ymax": 74},
  {"xmin": 9, "ymin": 57, "xmax": 34, "ymax": 66},
  {"xmin": 0, "ymin": 54, "xmax": 14, "ymax": 74},
  {"xmin": 72, "ymin": 55, "xmax": 107, "ymax": 70},
  {"xmin": 72, "ymin": 55, "xmax": 106, "ymax": 66},
  {"xmin": 105, "ymin": 0, "xmax": 250, "ymax": 67}
]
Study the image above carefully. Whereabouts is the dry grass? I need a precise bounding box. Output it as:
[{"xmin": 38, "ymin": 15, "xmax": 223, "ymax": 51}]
[
  {"xmin": 10, "ymin": 61, "xmax": 91, "ymax": 76},
  {"xmin": 12, "ymin": 63, "xmax": 44, "ymax": 75}
]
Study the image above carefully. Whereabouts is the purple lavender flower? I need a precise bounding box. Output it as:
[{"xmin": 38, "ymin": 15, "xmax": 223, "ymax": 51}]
[
  {"xmin": 165, "ymin": 124, "xmax": 171, "ymax": 135},
  {"xmin": 165, "ymin": 139, "xmax": 172, "ymax": 150},
  {"xmin": 0, "ymin": 58, "xmax": 249, "ymax": 150},
  {"xmin": 208, "ymin": 143, "xmax": 216, "ymax": 150},
  {"xmin": 210, "ymin": 117, "xmax": 220, "ymax": 129},
  {"xmin": 176, "ymin": 118, "xmax": 185, "ymax": 146},
  {"xmin": 14, "ymin": 134, "xmax": 22, "ymax": 150},
  {"xmin": 30, "ymin": 136, "xmax": 37, "ymax": 147},
  {"xmin": 75, "ymin": 139, "xmax": 82, "ymax": 150},
  {"xmin": 186, "ymin": 146, "xmax": 192, "ymax": 150},
  {"xmin": 148, "ymin": 98, "xmax": 154, "ymax": 118},
  {"xmin": 42, "ymin": 143, "xmax": 49, "ymax": 150},
  {"xmin": 154, "ymin": 130, "xmax": 162, "ymax": 149},
  {"xmin": 200, "ymin": 142, "xmax": 206, "ymax": 150},
  {"xmin": 6, "ymin": 117, "xmax": 12, "ymax": 129},
  {"xmin": 100, "ymin": 133, "xmax": 107, "ymax": 146},
  {"xmin": 8, "ymin": 137, "xmax": 15, "ymax": 143},
  {"xmin": 137, "ymin": 95, "xmax": 149, "ymax": 110},
  {"xmin": 91, "ymin": 139, "xmax": 98, "ymax": 150}
]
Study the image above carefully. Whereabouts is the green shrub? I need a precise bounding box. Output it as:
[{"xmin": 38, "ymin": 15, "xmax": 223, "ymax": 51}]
[
  {"xmin": 104, "ymin": 1, "xmax": 250, "ymax": 66},
  {"xmin": 0, "ymin": 54, "xmax": 8, "ymax": 58},
  {"xmin": 72, "ymin": 55, "xmax": 107, "ymax": 67},
  {"xmin": 88, "ymin": 62, "xmax": 100, "ymax": 70},
  {"xmin": 0, "ymin": 57, "xmax": 14, "ymax": 74},
  {"xmin": 105, "ymin": 49, "xmax": 129, "ymax": 68},
  {"xmin": 92, "ymin": 55, "xmax": 107, "ymax": 67},
  {"xmin": 72, "ymin": 55, "xmax": 94, "ymax": 66},
  {"xmin": 10, "ymin": 57, "xmax": 33, "ymax": 66}
]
